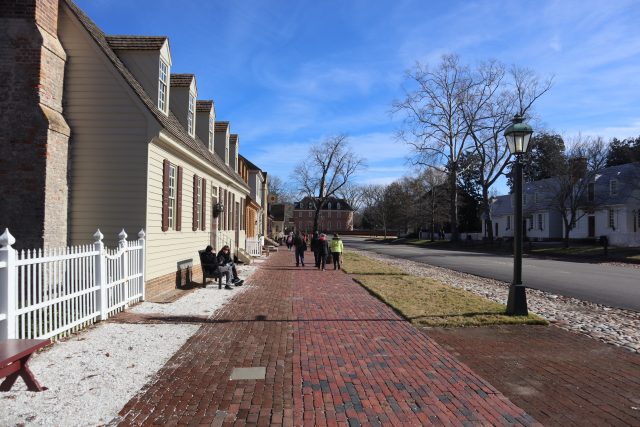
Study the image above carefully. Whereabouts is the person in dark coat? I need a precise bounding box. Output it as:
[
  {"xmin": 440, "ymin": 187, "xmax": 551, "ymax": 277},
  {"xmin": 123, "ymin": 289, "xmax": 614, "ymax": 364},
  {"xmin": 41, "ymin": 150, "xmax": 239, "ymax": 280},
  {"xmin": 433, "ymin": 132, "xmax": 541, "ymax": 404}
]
[
  {"xmin": 202, "ymin": 245, "xmax": 233, "ymax": 289},
  {"xmin": 217, "ymin": 245, "xmax": 244, "ymax": 285},
  {"xmin": 310, "ymin": 231, "xmax": 321, "ymax": 268},
  {"xmin": 318, "ymin": 233, "xmax": 330, "ymax": 271},
  {"xmin": 293, "ymin": 231, "xmax": 306, "ymax": 267}
]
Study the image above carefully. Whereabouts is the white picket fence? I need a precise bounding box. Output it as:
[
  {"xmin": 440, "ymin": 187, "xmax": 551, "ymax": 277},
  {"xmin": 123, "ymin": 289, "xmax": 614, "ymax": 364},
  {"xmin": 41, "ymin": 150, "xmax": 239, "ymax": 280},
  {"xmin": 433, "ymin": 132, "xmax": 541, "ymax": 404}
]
[
  {"xmin": 245, "ymin": 237, "xmax": 261, "ymax": 257},
  {"xmin": 0, "ymin": 228, "xmax": 145, "ymax": 341}
]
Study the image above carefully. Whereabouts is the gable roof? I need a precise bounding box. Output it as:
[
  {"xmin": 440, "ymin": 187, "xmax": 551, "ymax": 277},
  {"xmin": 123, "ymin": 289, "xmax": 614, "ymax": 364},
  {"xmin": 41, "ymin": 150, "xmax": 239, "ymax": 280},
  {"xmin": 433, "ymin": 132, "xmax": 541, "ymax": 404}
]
[
  {"xmin": 215, "ymin": 121, "xmax": 229, "ymax": 133},
  {"xmin": 62, "ymin": 0, "xmax": 248, "ymax": 191},
  {"xmin": 238, "ymin": 154, "xmax": 262, "ymax": 172},
  {"xmin": 196, "ymin": 100, "xmax": 213, "ymax": 112},
  {"xmin": 106, "ymin": 35, "xmax": 167, "ymax": 50},
  {"xmin": 170, "ymin": 73, "xmax": 195, "ymax": 87}
]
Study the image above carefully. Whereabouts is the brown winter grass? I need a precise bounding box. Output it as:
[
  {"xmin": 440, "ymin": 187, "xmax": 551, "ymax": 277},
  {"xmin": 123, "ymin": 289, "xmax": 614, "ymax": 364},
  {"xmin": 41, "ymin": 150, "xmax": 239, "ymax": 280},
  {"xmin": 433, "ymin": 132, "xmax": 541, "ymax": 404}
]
[{"xmin": 343, "ymin": 251, "xmax": 547, "ymax": 328}]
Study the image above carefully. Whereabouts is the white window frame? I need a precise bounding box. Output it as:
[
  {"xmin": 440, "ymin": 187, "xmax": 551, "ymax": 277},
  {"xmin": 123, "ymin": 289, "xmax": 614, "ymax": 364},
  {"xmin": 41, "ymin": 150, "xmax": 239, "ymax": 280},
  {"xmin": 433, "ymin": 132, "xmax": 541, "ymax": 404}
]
[
  {"xmin": 208, "ymin": 115, "xmax": 214, "ymax": 151},
  {"xmin": 168, "ymin": 164, "xmax": 177, "ymax": 229},
  {"xmin": 187, "ymin": 92, "xmax": 196, "ymax": 136},
  {"xmin": 610, "ymin": 179, "xmax": 618, "ymax": 196},
  {"xmin": 337, "ymin": 202, "xmax": 341, "ymax": 210},
  {"xmin": 158, "ymin": 59, "xmax": 169, "ymax": 113},
  {"xmin": 538, "ymin": 213, "xmax": 544, "ymax": 230}
]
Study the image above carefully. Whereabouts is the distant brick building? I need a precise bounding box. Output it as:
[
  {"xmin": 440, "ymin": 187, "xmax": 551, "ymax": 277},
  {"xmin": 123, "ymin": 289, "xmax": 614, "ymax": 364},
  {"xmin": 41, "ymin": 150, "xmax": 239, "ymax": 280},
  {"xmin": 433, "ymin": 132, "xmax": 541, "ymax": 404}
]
[{"xmin": 293, "ymin": 197, "xmax": 354, "ymax": 233}]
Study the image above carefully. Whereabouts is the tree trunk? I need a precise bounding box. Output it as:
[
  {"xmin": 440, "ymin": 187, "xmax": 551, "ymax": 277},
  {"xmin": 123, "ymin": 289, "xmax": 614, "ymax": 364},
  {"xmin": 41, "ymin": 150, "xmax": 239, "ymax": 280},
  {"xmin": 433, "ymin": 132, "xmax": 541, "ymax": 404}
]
[
  {"xmin": 449, "ymin": 166, "xmax": 459, "ymax": 242},
  {"xmin": 482, "ymin": 187, "xmax": 493, "ymax": 241}
]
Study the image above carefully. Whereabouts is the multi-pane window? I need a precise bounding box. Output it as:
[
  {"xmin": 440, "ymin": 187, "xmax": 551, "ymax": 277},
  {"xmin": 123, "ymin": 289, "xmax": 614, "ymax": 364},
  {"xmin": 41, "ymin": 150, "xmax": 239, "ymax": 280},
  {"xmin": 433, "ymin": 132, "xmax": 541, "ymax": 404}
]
[
  {"xmin": 534, "ymin": 192, "xmax": 539, "ymax": 204},
  {"xmin": 158, "ymin": 59, "xmax": 168, "ymax": 112},
  {"xmin": 538, "ymin": 213, "xmax": 544, "ymax": 230},
  {"xmin": 337, "ymin": 202, "xmax": 341, "ymax": 210},
  {"xmin": 506, "ymin": 216, "xmax": 511, "ymax": 230},
  {"xmin": 327, "ymin": 202, "xmax": 332, "ymax": 209},
  {"xmin": 308, "ymin": 211, "xmax": 312, "ymax": 218},
  {"xmin": 608, "ymin": 209, "xmax": 615, "ymax": 229},
  {"xmin": 208, "ymin": 115, "xmax": 214, "ymax": 151},
  {"xmin": 610, "ymin": 179, "xmax": 618, "ymax": 196},
  {"xmin": 168, "ymin": 164, "xmax": 177, "ymax": 229},
  {"xmin": 187, "ymin": 92, "xmax": 195, "ymax": 136}
]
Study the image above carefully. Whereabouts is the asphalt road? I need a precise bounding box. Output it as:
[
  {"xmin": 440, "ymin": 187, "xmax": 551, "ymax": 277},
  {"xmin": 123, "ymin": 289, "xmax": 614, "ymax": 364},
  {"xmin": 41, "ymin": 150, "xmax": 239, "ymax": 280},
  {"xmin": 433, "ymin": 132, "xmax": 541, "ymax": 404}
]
[{"xmin": 343, "ymin": 236, "xmax": 640, "ymax": 312}]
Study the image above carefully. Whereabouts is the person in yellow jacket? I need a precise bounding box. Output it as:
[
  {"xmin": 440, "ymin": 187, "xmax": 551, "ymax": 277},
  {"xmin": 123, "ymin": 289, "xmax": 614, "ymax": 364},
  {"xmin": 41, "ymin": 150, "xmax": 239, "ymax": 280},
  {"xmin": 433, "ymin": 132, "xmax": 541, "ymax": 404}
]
[{"xmin": 329, "ymin": 233, "xmax": 344, "ymax": 270}]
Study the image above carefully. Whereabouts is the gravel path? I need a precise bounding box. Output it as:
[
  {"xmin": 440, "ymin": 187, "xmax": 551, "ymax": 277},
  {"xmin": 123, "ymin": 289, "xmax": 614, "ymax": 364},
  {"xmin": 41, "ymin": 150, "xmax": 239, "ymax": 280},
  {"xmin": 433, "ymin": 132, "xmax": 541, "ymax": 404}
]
[
  {"xmin": 0, "ymin": 263, "xmax": 259, "ymax": 426},
  {"xmin": 349, "ymin": 249, "xmax": 640, "ymax": 354}
]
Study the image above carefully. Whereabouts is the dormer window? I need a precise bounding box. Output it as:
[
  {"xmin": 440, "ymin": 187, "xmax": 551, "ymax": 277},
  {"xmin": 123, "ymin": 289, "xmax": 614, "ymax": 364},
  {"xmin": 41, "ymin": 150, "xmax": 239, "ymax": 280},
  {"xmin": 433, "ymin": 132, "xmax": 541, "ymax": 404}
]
[
  {"xmin": 337, "ymin": 202, "xmax": 341, "ymax": 210},
  {"xmin": 187, "ymin": 92, "xmax": 195, "ymax": 136},
  {"xmin": 208, "ymin": 116, "xmax": 214, "ymax": 151},
  {"xmin": 308, "ymin": 202, "xmax": 313, "ymax": 209},
  {"xmin": 610, "ymin": 179, "xmax": 618, "ymax": 196},
  {"xmin": 327, "ymin": 202, "xmax": 332, "ymax": 210},
  {"xmin": 158, "ymin": 59, "xmax": 169, "ymax": 113}
]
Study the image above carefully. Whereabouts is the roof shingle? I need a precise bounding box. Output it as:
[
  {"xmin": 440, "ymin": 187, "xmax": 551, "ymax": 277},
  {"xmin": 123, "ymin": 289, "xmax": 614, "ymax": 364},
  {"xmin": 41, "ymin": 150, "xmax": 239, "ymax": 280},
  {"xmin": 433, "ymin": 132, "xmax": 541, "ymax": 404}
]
[
  {"xmin": 196, "ymin": 100, "xmax": 213, "ymax": 112},
  {"xmin": 170, "ymin": 74, "xmax": 195, "ymax": 87},
  {"xmin": 106, "ymin": 35, "xmax": 167, "ymax": 50}
]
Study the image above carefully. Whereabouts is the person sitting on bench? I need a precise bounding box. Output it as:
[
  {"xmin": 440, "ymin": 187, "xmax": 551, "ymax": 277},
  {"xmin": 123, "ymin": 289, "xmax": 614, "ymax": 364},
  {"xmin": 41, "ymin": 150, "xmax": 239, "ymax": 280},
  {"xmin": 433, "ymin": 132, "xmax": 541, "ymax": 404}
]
[
  {"xmin": 217, "ymin": 245, "xmax": 244, "ymax": 286},
  {"xmin": 202, "ymin": 245, "xmax": 233, "ymax": 289}
]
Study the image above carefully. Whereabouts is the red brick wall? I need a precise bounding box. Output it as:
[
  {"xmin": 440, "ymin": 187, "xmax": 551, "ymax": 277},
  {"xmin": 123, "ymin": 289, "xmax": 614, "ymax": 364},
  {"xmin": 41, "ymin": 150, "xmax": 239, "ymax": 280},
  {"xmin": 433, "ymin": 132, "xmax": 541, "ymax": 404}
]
[{"xmin": 0, "ymin": 0, "xmax": 70, "ymax": 249}]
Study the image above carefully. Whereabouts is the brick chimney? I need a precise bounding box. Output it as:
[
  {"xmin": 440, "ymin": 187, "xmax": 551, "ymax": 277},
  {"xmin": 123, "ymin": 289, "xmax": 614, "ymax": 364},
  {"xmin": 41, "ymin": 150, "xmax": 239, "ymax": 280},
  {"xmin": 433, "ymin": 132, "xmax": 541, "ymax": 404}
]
[{"xmin": 0, "ymin": 0, "xmax": 71, "ymax": 249}]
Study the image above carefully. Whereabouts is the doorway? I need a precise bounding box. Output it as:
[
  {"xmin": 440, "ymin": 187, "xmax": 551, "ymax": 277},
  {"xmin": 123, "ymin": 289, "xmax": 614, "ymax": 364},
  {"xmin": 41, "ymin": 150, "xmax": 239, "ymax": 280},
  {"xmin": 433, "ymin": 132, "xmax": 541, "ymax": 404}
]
[{"xmin": 588, "ymin": 216, "xmax": 596, "ymax": 238}]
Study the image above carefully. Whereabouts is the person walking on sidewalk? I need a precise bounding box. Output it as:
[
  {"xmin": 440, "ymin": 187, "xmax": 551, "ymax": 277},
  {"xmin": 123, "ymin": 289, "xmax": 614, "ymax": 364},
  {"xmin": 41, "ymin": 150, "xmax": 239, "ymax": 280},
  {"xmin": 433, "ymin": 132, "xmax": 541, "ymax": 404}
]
[
  {"xmin": 329, "ymin": 233, "xmax": 344, "ymax": 270},
  {"xmin": 286, "ymin": 232, "xmax": 294, "ymax": 251},
  {"xmin": 318, "ymin": 233, "xmax": 330, "ymax": 271},
  {"xmin": 293, "ymin": 231, "xmax": 306, "ymax": 267},
  {"xmin": 310, "ymin": 231, "xmax": 321, "ymax": 268}
]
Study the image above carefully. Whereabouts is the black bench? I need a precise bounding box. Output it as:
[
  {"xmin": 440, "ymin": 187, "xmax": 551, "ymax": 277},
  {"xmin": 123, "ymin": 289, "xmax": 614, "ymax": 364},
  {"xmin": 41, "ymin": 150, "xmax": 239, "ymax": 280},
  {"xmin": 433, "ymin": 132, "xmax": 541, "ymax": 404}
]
[{"xmin": 198, "ymin": 250, "xmax": 223, "ymax": 289}]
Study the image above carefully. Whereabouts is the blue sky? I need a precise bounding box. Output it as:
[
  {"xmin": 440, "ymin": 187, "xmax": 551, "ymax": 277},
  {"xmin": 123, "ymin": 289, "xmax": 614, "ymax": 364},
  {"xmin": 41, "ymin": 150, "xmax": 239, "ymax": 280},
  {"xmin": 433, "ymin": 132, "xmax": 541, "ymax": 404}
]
[{"xmin": 76, "ymin": 0, "xmax": 640, "ymax": 193}]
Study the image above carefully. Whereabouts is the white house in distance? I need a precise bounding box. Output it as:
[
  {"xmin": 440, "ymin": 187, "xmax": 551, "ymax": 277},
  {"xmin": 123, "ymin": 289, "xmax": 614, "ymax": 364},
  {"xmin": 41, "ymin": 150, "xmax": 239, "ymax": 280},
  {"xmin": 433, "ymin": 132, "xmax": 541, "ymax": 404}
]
[
  {"xmin": 489, "ymin": 163, "xmax": 640, "ymax": 246},
  {"xmin": 0, "ymin": 0, "xmax": 268, "ymax": 299}
]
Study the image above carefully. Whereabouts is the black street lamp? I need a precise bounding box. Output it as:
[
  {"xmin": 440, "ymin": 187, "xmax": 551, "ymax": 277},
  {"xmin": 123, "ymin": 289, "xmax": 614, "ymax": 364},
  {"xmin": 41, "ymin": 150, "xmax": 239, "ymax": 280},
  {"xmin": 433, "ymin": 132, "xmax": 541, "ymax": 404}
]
[{"xmin": 504, "ymin": 114, "xmax": 533, "ymax": 315}]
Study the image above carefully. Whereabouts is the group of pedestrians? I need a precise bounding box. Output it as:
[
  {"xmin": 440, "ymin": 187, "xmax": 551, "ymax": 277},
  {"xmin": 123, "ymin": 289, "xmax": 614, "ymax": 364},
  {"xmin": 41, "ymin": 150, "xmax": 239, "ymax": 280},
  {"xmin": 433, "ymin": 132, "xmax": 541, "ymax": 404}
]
[
  {"xmin": 201, "ymin": 245, "xmax": 244, "ymax": 289},
  {"xmin": 292, "ymin": 231, "xmax": 343, "ymax": 271}
]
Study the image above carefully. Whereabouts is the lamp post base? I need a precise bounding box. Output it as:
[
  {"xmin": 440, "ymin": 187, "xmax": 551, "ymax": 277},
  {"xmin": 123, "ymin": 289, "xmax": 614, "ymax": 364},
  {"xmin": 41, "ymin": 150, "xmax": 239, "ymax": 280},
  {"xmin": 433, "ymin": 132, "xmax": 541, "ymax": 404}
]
[{"xmin": 506, "ymin": 284, "xmax": 528, "ymax": 316}]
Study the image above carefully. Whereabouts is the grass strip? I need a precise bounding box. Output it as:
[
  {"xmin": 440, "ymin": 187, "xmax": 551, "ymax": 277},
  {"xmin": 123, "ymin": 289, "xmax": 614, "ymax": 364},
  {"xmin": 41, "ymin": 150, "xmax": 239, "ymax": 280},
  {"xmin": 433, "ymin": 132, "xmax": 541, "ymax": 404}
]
[{"xmin": 344, "ymin": 251, "xmax": 547, "ymax": 328}]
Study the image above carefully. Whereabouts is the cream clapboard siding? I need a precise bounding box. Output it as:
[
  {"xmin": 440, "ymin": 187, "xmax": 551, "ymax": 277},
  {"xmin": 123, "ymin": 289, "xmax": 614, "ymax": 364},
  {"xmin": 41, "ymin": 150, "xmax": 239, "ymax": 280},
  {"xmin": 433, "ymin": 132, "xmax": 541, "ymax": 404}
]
[
  {"xmin": 59, "ymin": 6, "xmax": 148, "ymax": 247},
  {"xmin": 146, "ymin": 143, "xmax": 246, "ymax": 280}
]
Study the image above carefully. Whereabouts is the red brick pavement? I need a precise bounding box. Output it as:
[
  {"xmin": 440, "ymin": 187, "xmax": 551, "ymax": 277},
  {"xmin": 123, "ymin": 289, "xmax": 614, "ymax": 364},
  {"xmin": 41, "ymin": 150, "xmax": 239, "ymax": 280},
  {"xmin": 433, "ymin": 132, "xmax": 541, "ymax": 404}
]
[{"xmin": 117, "ymin": 250, "xmax": 538, "ymax": 426}]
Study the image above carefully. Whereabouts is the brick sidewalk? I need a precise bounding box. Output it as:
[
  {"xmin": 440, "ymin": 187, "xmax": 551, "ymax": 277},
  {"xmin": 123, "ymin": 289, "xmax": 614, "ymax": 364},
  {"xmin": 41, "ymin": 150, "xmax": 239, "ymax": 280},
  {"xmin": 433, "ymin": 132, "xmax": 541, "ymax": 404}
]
[
  {"xmin": 117, "ymin": 251, "xmax": 538, "ymax": 426},
  {"xmin": 428, "ymin": 325, "xmax": 640, "ymax": 426}
]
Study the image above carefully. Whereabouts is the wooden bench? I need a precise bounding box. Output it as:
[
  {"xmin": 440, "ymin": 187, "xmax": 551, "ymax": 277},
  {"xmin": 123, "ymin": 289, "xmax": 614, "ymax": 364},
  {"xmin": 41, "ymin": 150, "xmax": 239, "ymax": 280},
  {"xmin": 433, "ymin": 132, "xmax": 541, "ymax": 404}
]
[
  {"xmin": 0, "ymin": 339, "xmax": 50, "ymax": 392},
  {"xmin": 198, "ymin": 250, "xmax": 223, "ymax": 289}
]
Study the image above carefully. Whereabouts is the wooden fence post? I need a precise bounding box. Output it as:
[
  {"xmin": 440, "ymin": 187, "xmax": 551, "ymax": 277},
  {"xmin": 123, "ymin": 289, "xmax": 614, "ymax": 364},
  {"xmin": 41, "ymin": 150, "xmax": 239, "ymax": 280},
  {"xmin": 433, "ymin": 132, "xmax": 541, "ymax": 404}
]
[
  {"xmin": 94, "ymin": 230, "xmax": 108, "ymax": 321},
  {"xmin": 119, "ymin": 230, "xmax": 129, "ymax": 307},
  {"xmin": 138, "ymin": 229, "xmax": 146, "ymax": 301},
  {"xmin": 0, "ymin": 229, "xmax": 17, "ymax": 339}
]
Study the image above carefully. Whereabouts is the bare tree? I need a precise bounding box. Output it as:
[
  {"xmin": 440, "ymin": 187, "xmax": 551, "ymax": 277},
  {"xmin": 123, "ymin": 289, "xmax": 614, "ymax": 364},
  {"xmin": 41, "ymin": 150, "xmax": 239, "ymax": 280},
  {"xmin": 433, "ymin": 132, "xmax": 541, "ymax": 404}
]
[
  {"xmin": 393, "ymin": 54, "xmax": 473, "ymax": 241},
  {"xmin": 293, "ymin": 135, "xmax": 366, "ymax": 231},
  {"xmin": 463, "ymin": 63, "xmax": 552, "ymax": 240},
  {"xmin": 336, "ymin": 182, "xmax": 364, "ymax": 212},
  {"xmin": 267, "ymin": 175, "xmax": 297, "ymax": 203},
  {"xmin": 423, "ymin": 168, "xmax": 450, "ymax": 241},
  {"xmin": 543, "ymin": 135, "xmax": 608, "ymax": 247},
  {"xmin": 360, "ymin": 184, "xmax": 390, "ymax": 237}
]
